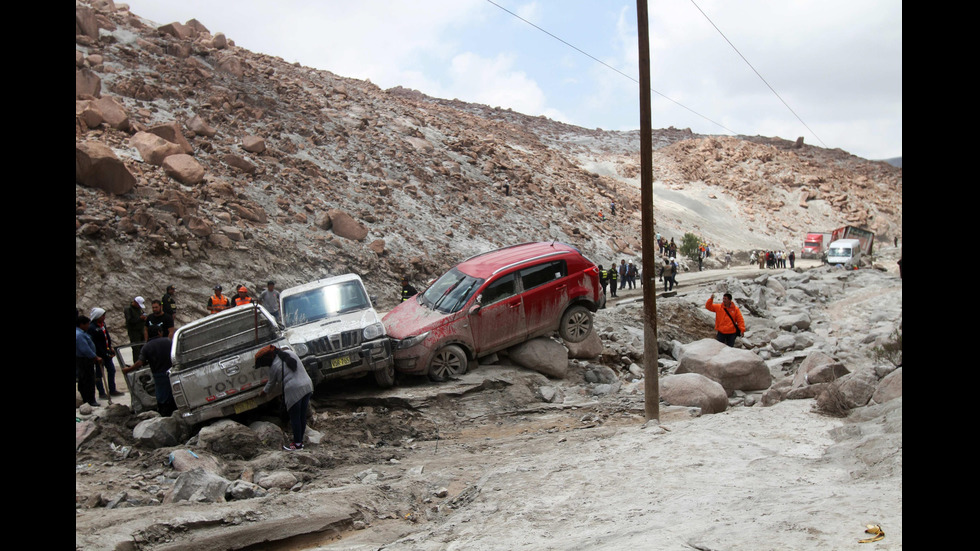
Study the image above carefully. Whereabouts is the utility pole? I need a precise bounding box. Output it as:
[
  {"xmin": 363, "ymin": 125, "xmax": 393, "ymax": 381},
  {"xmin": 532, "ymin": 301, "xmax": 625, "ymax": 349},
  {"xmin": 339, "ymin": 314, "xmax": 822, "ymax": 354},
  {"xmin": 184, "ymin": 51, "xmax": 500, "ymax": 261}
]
[{"xmin": 636, "ymin": 0, "xmax": 659, "ymax": 420}]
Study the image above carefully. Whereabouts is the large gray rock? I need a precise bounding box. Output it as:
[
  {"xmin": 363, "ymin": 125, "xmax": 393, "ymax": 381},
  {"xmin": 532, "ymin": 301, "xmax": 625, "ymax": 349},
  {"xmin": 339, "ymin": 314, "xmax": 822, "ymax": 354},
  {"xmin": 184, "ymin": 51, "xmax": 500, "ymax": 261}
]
[
  {"xmin": 169, "ymin": 449, "xmax": 223, "ymax": 475},
  {"xmin": 836, "ymin": 368, "xmax": 879, "ymax": 408},
  {"xmin": 196, "ymin": 419, "xmax": 263, "ymax": 459},
  {"xmin": 508, "ymin": 337, "xmax": 568, "ymax": 379},
  {"xmin": 565, "ymin": 328, "xmax": 602, "ymax": 359},
  {"xmin": 255, "ymin": 470, "xmax": 299, "ymax": 490},
  {"xmin": 166, "ymin": 468, "xmax": 231, "ymax": 503},
  {"xmin": 776, "ymin": 312, "xmax": 811, "ymax": 331},
  {"xmin": 249, "ymin": 421, "xmax": 286, "ymax": 449},
  {"xmin": 792, "ymin": 351, "xmax": 849, "ymax": 388},
  {"xmin": 661, "ymin": 373, "xmax": 729, "ymax": 414},
  {"xmin": 871, "ymin": 367, "xmax": 902, "ymax": 404},
  {"xmin": 675, "ymin": 338, "xmax": 771, "ymax": 394},
  {"xmin": 133, "ymin": 416, "xmax": 183, "ymax": 448}
]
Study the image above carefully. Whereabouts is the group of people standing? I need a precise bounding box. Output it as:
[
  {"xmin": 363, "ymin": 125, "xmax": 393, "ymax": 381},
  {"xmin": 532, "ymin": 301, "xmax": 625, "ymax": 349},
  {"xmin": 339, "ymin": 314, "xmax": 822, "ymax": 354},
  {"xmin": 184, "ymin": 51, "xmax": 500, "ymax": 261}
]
[
  {"xmin": 77, "ymin": 284, "xmax": 179, "ymax": 409},
  {"xmin": 755, "ymin": 250, "xmax": 794, "ymax": 269},
  {"xmin": 207, "ymin": 281, "xmax": 282, "ymax": 322},
  {"xmin": 597, "ymin": 259, "xmax": 640, "ymax": 300}
]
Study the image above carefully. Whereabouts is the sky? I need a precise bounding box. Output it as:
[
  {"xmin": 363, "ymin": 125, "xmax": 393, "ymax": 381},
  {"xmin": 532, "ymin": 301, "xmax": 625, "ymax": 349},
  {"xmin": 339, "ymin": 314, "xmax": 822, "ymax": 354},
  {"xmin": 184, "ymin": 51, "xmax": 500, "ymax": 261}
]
[{"xmin": 125, "ymin": 0, "xmax": 902, "ymax": 160}]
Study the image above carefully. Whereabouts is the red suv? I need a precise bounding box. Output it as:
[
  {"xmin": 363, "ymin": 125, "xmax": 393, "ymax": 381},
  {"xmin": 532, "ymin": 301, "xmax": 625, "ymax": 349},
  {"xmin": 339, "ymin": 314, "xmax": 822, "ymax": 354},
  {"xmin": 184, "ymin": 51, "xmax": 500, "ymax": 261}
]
[{"xmin": 383, "ymin": 242, "xmax": 602, "ymax": 381}]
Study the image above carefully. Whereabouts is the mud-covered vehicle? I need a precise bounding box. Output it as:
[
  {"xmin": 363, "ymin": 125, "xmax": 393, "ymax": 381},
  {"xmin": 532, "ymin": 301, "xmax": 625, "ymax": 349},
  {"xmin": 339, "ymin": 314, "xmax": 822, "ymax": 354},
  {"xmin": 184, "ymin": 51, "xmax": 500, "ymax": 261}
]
[
  {"xmin": 279, "ymin": 274, "xmax": 395, "ymax": 388},
  {"xmin": 119, "ymin": 303, "xmax": 288, "ymax": 425}
]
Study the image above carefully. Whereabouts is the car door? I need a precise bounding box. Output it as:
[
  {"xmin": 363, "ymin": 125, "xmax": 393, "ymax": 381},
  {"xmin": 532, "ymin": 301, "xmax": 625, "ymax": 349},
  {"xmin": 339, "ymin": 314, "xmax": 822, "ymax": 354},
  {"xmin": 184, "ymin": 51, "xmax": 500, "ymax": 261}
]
[
  {"xmin": 471, "ymin": 271, "xmax": 526, "ymax": 353},
  {"xmin": 519, "ymin": 260, "xmax": 569, "ymax": 338}
]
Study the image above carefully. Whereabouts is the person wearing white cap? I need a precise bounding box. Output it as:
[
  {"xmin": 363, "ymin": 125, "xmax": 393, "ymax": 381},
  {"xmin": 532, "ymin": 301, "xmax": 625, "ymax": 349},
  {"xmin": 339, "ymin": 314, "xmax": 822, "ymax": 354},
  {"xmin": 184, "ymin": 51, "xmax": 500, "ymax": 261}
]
[
  {"xmin": 88, "ymin": 307, "xmax": 123, "ymax": 398},
  {"xmin": 124, "ymin": 296, "xmax": 147, "ymax": 357}
]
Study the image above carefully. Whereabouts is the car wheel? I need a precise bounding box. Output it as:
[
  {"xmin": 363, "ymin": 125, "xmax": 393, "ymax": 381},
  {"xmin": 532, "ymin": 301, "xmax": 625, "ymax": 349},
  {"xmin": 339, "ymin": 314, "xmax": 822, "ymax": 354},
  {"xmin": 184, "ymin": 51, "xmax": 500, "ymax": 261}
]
[
  {"xmin": 428, "ymin": 344, "xmax": 468, "ymax": 382},
  {"xmin": 374, "ymin": 363, "xmax": 396, "ymax": 388},
  {"xmin": 559, "ymin": 305, "xmax": 593, "ymax": 343}
]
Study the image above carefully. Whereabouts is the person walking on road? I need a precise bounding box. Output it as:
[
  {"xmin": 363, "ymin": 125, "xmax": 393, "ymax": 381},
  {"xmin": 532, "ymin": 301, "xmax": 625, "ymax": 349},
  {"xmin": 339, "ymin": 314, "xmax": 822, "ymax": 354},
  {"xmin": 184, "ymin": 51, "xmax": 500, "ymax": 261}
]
[
  {"xmin": 705, "ymin": 292, "xmax": 746, "ymax": 347},
  {"xmin": 257, "ymin": 345, "xmax": 314, "ymax": 451}
]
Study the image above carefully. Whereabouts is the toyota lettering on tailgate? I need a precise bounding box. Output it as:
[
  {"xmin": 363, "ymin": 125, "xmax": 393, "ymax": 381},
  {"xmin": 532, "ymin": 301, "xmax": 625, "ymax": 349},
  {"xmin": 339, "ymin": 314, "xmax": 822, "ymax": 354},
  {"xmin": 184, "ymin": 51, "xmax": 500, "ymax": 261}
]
[{"xmin": 204, "ymin": 368, "xmax": 269, "ymax": 401}]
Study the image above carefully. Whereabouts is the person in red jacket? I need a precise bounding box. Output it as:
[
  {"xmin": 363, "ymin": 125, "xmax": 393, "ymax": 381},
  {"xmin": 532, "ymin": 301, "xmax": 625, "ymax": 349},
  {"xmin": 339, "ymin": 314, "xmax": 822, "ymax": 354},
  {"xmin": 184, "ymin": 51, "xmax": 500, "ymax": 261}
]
[{"xmin": 705, "ymin": 293, "xmax": 746, "ymax": 347}]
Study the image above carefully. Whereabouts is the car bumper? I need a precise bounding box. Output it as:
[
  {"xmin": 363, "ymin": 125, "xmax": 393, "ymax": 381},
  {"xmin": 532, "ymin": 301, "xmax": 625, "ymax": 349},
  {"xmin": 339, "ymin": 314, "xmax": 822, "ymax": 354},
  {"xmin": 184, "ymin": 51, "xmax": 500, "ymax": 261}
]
[{"xmin": 302, "ymin": 338, "xmax": 394, "ymax": 381}]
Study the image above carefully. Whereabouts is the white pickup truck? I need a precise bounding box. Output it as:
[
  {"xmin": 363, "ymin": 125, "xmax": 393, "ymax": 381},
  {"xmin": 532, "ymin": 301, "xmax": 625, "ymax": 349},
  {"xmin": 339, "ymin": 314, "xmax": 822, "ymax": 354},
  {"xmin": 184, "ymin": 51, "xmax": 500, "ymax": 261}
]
[
  {"xmin": 119, "ymin": 303, "xmax": 288, "ymax": 425},
  {"xmin": 279, "ymin": 274, "xmax": 395, "ymax": 388}
]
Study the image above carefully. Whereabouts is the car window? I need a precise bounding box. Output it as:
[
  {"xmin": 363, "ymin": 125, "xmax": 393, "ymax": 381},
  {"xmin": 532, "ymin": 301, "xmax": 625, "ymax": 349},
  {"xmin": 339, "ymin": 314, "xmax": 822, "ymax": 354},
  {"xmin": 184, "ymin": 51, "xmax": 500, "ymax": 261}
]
[
  {"xmin": 480, "ymin": 273, "xmax": 517, "ymax": 305},
  {"xmin": 282, "ymin": 281, "xmax": 370, "ymax": 327},
  {"xmin": 421, "ymin": 267, "xmax": 485, "ymax": 314},
  {"xmin": 519, "ymin": 260, "xmax": 567, "ymax": 292}
]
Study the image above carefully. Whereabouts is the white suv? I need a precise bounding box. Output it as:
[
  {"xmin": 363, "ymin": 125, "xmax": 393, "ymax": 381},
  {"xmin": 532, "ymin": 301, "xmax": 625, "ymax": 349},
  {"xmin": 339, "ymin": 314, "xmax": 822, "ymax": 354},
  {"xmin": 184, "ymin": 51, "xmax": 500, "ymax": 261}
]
[{"xmin": 280, "ymin": 274, "xmax": 395, "ymax": 387}]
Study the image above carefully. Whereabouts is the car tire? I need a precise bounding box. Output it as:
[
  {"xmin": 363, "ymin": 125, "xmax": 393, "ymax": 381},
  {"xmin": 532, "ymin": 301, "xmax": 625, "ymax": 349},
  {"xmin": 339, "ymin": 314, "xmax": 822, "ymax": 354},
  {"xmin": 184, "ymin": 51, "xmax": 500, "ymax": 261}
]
[
  {"xmin": 559, "ymin": 305, "xmax": 593, "ymax": 343},
  {"xmin": 428, "ymin": 344, "xmax": 468, "ymax": 382},
  {"xmin": 374, "ymin": 363, "xmax": 396, "ymax": 388}
]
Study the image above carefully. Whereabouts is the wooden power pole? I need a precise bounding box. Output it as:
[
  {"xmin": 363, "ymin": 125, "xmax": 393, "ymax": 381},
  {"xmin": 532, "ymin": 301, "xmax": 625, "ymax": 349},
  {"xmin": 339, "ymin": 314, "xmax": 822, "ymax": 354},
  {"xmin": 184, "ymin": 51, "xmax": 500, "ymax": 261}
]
[{"xmin": 636, "ymin": 0, "xmax": 659, "ymax": 420}]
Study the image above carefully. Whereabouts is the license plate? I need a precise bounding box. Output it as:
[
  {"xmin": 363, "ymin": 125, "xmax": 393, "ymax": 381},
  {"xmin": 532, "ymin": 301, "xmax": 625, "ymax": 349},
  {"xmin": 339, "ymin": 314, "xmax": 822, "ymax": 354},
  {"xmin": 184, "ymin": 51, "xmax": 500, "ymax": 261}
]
[
  {"xmin": 330, "ymin": 355, "xmax": 353, "ymax": 368},
  {"xmin": 234, "ymin": 398, "xmax": 258, "ymax": 414}
]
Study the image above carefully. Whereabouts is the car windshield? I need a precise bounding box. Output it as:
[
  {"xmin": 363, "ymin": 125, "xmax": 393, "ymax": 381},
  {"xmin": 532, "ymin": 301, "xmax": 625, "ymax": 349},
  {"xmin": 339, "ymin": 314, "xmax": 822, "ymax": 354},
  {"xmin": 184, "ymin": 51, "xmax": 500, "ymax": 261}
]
[
  {"xmin": 420, "ymin": 267, "xmax": 485, "ymax": 314},
  {"xmin": 281, "ymin": 281, "xmax": 370, "ymax": 327},
  {"xmin": 828, "ymin": 247, "xmax": 851, "ymax": 256}
]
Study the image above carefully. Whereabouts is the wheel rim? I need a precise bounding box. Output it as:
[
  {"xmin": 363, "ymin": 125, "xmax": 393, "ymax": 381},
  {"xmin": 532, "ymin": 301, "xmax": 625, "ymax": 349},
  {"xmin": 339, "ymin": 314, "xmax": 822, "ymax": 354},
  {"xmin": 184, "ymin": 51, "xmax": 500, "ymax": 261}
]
[
  {"xmin": 565, "ymin": 310, "xmax": 591, "ymax": 340},
  {"xmin": 431, "ymin": 349, "xmax": 465, "ymax": 379}
]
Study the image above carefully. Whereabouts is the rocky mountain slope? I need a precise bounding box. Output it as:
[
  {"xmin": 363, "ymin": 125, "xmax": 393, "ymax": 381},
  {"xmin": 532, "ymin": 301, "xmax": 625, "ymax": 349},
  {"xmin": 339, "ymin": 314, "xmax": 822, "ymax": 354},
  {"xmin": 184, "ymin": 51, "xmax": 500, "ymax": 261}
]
[{"xmin": 75, "ymin": 0, "xmax": 902, "ymax": 325}]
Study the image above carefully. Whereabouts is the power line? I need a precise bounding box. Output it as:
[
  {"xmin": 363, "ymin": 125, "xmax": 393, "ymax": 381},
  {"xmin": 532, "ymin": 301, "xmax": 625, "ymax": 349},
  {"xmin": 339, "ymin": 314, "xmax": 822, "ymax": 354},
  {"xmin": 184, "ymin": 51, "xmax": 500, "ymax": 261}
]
[
  {"xmin": 688, "ymin": 0, "xmax": 826, "ymax": 147},
  {"xmin": 484, "ymin": 0, "xmax": 736, "ymax": 135}
]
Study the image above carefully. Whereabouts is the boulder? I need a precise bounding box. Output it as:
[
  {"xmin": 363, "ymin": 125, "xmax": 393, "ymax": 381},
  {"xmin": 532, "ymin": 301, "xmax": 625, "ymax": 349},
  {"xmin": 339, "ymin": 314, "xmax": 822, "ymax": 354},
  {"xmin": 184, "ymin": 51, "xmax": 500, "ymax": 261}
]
[
  {"xmin": 166, "ymin": 468, "xmax": 230, "ymax": 504},
  {"xmin": 146, "ymin": 122, "xmax": 194, "ymax": 154},
  {"xmin": 249, "ymin": 421, "xmax": 285, "ymax": 448},
  {"xmin": 75, "ymin": 5, "xmax": 99, "ymax": 41},
  {"xmin": 508, "ymin": 337, "xmax": 568, "ymax": 378},
  {"xmin": 196, "ymin": 419, "xmax": 263, "ymax": 459},
  {"xmin": 242, "ymin": 135, "xmax": 266, "ymax": 153},
  {"xmin": 130, "ymin": 131, "xmax": 184, "ymax": 165},
  {"xmin": 162, "ymin": 153, "xmax": 205, "ymax": 185},
  {"xmin": 792, "ymin": 351, "xmax": 849, "ymax": 388},
  {"xmin": 132, "ymin": 416, "xmax": 183, "ymax": 448},
  {"xmin": 92, "ymin": 96, "xmax": 130, "ymax": 131},
  {"xmin": 76, "ymin": 420, "xmax": 99, "ymax": 450},
  {"xmin": 76, "ymin": 68, "xmax": 101, "ymax": 98},
  {"xmin": 168, "ymin": 449, "xmax": 223, "ymax": 475},
  {"xmin": 328, "ymin": 209, "xmax": 369, "ymax": 241},
  {"xmin": 675, "ymin": 338, "xmax": 771, "ymax": 394},
  {"xmin": 835, "ymin": 368, "xmax": 879, "ymax": 409},
  {"xmin": 222, "ymin": 153, "xmax": 256, "ymax": 174},
  {"xmin": 871, "ymin": 367, "xmax": 902, "ymax": 404},
  {"xmin": 776, "ymin": 312, "xmax": 811, "ymax": 331},
  {"xmin": 76, "ymin": 141, "xmax": 137, "ymax": 195},
  {"xmin": 661, "ymin": 373, "xmax": 729, "ymax": 414},
  {"xmin": 187, "ymin": 114, "xmax": 217, "ymax": 137},
  {"xmin": 227, "ymin": 480, "xmax": 267, "ymax": 500},
  {"xmin": 564, "ymin": 328, "xmax": 602, "ymax": 359},
  {"xmin": 255, "ymin": 471, "xmax": 299, "ymax": 490}
]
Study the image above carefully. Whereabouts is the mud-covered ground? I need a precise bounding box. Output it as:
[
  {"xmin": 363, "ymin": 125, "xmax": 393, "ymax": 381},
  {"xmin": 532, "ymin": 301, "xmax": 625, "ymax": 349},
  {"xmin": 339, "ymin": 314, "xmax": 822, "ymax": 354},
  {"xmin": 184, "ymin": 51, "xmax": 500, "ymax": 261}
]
[{"xmin": 75, "ymin": 258, "xmax": 902, "ymax": 550}]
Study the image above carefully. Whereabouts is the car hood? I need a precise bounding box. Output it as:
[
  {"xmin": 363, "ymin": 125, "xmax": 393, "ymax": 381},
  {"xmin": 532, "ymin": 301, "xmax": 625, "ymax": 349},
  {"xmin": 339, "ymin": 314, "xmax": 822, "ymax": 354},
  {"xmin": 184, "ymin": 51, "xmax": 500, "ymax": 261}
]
[
  {"xmin": 382, "ymin": 296, "xmax": 454, "ymax": 339},
  {"xmin": 283, "ymin": 308, "xmax": 382, "ymax": 344}
]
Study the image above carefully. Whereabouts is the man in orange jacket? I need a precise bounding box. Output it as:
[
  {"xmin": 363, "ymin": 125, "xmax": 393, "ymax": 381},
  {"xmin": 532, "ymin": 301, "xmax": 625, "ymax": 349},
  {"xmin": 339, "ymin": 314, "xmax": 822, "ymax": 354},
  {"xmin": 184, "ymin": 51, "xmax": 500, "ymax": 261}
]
[{"xmin": 705, "ymin": 293, "xmax": 746, "ymax": 347}]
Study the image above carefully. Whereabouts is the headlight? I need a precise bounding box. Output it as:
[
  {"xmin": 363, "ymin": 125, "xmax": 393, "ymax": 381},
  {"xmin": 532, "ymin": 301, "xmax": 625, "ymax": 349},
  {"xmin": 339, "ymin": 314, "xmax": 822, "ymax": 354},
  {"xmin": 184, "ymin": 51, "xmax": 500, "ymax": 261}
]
[
  {"xmin": 397, "ymin": 331, "xmax": 430, "ymax": 350},
  {"xmin": 363, "ymin": 322, "xmax": 386, "ymax": 341},
  {"xmin": 293, "ymin": 342, "xmax": 309, "ymax": 357}
]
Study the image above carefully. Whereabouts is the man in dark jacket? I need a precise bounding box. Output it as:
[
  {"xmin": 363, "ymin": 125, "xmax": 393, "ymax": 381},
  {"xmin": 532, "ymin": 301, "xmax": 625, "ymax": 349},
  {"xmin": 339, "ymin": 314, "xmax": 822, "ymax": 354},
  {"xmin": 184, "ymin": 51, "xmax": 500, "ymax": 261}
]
[{"xmin": 88, "ymin": 307, "xmax": 123, "ymax": 398}]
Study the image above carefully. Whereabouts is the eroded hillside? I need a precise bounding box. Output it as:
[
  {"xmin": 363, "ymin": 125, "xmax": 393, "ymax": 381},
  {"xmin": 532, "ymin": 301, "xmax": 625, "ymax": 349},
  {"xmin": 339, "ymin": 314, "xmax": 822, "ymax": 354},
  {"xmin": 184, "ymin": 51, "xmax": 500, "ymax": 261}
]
[{"xmin": 75, "ymin": 0, "xmax": 901, "ymax": 325}]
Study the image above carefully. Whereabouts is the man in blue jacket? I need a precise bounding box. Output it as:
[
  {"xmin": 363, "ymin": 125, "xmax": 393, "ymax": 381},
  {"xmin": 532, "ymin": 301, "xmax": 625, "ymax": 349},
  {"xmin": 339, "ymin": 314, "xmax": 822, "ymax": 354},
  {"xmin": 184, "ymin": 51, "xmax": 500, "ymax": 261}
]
[{"xmin": 76, "ymin": 315, "xmax": 101, "ymax": 407}]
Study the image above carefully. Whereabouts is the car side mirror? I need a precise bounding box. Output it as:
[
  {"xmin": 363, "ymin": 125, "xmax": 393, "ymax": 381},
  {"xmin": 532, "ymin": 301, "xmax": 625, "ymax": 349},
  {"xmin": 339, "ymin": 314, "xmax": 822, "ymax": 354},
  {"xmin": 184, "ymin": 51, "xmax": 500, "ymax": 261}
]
[{"xmin": 370, "ymin": 295, "xmax": 378, "ymax": 307}]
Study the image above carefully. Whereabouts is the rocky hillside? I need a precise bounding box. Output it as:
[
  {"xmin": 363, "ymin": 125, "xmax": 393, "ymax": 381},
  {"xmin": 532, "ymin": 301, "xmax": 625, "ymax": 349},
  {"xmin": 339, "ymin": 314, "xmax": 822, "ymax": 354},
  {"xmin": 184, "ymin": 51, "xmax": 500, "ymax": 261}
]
[{"xmin": 75, "ymin": 1, "xmax": 902, "ymax": 326}]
